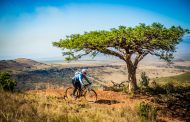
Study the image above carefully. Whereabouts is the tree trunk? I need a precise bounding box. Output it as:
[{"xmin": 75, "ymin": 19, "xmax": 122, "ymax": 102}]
[
  {"xmin": 126, "ymin": 62, "xmax": 138, "ymax": 93},
  {"xmin": 128, "ymin": 72, "xmax": 138, "ymax": 93}
]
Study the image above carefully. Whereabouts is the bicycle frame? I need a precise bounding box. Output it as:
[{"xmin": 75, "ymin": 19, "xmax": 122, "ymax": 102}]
[{"xmin": 77, "ymin": 84, "xmax": 91, "ymax": 97}]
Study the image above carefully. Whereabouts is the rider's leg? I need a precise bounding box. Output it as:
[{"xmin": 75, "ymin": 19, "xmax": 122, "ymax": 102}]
[
  {"xmin": 72, "ymin": 79, "xmax": 77, "ymax": 96},
  {"xmin": 77, "ymin": 82, "xmax": 82, "ymax": 96},
  {"xmin": 74, "ymin": 82, "xmax": 82, "ymax": 96}
]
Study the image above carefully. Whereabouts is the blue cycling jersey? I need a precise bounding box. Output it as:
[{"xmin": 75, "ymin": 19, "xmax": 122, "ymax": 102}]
[
  {"xmin": 73, "ymin": 73, "xmax": 84, "ymax": 85},
  {"xmin": 72, "ymin": 73, "xmax": 91, "ymax": 85}
]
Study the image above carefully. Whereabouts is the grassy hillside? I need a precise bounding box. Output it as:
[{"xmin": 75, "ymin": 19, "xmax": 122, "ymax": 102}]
[{"xmin": 153, "ymin": 72, "xmax": 190, "ymax": 86}]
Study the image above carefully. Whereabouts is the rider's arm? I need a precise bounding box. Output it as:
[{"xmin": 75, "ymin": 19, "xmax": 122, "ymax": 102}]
[{"xmin": 84, "ymin": 75, "xmax": 92, "ymax": 84}]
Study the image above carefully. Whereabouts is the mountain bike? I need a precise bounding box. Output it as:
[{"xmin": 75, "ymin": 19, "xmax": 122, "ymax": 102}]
[{"xmin": 64, "ymin": 84, "xmax": 97, "ymax": 102}]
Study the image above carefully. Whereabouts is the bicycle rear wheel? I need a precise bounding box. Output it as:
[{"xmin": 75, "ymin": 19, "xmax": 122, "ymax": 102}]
[
  {"xmin": 65, "ymin": 87, "xmax": 75, "ymax": 100},
  {"xmin": 84, "ymin": 89, "xmax": 97, "ymax": 102}
]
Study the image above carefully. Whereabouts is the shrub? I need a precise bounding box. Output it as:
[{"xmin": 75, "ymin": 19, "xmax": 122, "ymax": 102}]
[
  {"xmin": 150, "ymin": 80, "xmax": 157, "ymax": 88},
  {"xmin": 164, "ymin": 82, "xmax": 174, "ymax": 94},
  {"xmin": 139, "ymin": 72, "xmax": 150, "ymax": 88},
  {"xmin": 122, "ymin": 84, "xmax": 129, "ymax": 93},
  {"xmin": 103, "ymin": 81, "xmax": 128, "ymax": 93},
  {"xmin": 137, "ymin": 101, "xmax": 157, "ymax": 122},
  {"xmin": 150, "ymin": 82, "xmax": 166, "ymax": 95},
  {"xmin": 0, "ymin": 72, "xmax": 17, "ymax": 91}
]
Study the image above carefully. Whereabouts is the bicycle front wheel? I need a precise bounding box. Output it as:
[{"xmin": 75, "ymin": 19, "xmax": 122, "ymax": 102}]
[{"xmin": 84, "ymin": 89, "xmax": 97, "ymax": 102}]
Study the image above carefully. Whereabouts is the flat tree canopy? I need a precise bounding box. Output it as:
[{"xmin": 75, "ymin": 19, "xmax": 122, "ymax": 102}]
[{"xmin": 53, "ymin": 23, "xmax": 189, "ymax": 91}]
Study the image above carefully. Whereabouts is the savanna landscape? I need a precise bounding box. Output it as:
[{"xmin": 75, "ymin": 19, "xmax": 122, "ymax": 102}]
[
  {"xmin": 1, "ymin": 57, "xmax": 190, "ymax": 122},
  {"xmin": 1, "ymin": 1, "xmax": 190, "ymax": 122}
]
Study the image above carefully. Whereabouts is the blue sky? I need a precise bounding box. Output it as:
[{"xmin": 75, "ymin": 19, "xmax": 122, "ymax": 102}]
[{"xmin": 0, "ymin": 0, "xmax": 190, "ymax": 60}]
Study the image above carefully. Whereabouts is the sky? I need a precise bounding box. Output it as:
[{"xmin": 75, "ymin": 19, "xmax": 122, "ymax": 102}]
[{"xmin": 0, "ymin": 0, "xmax": 190, "ymax": 61}]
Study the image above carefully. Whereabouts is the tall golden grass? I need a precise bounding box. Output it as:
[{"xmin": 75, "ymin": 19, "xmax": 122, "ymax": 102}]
[{"xmin": 0, "ymin": 90, "xmax": 140, "ymax": 122}]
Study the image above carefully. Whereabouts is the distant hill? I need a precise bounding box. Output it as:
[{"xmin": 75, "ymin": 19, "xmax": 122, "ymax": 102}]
[
  {"xmin": 15, "ymin": 58, "xmax": 44, "ymax": 66},
  {"xmin": 0, "ymin": 58, "xmax": 48, "ymax": 71},
  {"xmin": 0, "ymin": 58, "xmax": 74, "ymax": 91},
  {"xmin": 15, "ymin": 58, "xmax": 48, "ymax": 69}
]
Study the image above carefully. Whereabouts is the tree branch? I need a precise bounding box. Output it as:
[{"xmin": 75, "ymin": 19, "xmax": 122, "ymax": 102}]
[
  {"xmin": 133, "ymin": 53, "xmax": 148, "ymax": 66},
  {"xmin": 99, "ymin": 48, "xmax": 126, "ymax": 61}
]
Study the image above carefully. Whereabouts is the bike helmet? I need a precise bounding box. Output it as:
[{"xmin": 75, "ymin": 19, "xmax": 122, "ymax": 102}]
[{"xmin": 81, "ymin": 69, "xmax": 87, "ymax": 75}]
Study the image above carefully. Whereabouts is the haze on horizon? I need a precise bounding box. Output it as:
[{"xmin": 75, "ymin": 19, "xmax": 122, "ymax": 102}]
[{"xmin": 0, "ymin": 0, "xmax": 190, "ymax": 61}]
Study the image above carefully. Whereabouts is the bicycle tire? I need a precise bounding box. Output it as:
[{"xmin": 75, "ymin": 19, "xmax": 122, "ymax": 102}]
[
  {"xmin": 65, "ymin": 87, "xmax": 75, "ymax": 100},
  {"xmin": 84, "ymin": 89, "xmax": 97, "ymax": 102}
]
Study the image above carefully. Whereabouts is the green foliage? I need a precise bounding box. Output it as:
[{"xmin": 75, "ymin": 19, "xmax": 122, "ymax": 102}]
[
  {"xmin": 164, "ymin": 82, "xmax": 174, "ymax": 94},
  {"xmin": 122, "ymin": 84, "xmax": 129, "ymax": 93},
  {"xmin": 0, "ymin": 72, "xmax": 16, "ymax": 91},
  {"xmin": 137, "ymin": 101, "xmax": 157, "ymax": 122},
  {"xmin": 140, "ymin": 72, "xmax": 150, "ymax": 88},
  {"xmin": 144, "ymin": 79, "xmax": 190, "ymax": 96},
  {"xmin": 146, "ymin": 81, "xmax": 166, "ymax": 95},
  {"xmin": 53, "ymin": 23, "xmax": 188, "ymax": 62}
]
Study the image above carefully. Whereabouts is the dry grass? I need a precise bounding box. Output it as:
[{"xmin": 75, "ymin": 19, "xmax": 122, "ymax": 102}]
[
  {"xmin": 2, "ymin": 72, "xmax": 189, "ymax": 122},
  {"xmin": 0, "ymin": 90, "xmax": 140, "ymax": 122}
]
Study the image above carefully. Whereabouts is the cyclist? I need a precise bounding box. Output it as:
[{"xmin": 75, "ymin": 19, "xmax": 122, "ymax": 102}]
[{"xmin": 72, "ymin": 69, "xmax": 92, "ymax": 97}]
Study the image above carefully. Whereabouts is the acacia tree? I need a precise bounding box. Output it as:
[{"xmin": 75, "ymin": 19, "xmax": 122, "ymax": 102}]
[{"xmin": 53, "ymin": 23, "xmax": 188, "ymax": 92}]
